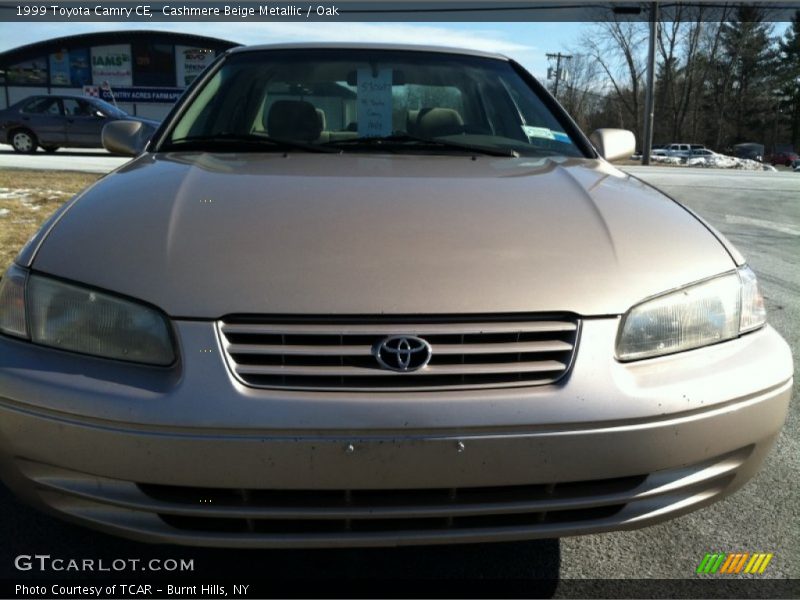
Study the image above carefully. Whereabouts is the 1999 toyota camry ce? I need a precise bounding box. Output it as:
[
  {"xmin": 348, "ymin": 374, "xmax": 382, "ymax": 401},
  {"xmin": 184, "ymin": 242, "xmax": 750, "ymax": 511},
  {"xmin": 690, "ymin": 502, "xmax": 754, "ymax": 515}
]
[{"xmin": 0, "ymin": 44, "xmax": 793, "ymax": 548}]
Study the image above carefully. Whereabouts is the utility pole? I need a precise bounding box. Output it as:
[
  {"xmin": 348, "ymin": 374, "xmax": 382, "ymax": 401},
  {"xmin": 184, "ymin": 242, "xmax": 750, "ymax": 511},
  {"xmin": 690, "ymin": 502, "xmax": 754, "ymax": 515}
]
[
  {"xmin": 641, "ymin": 2, "xmax": 658, "ymax": 165},
  {"xmin": 546, "ymin": 53, "xmax": 572, "ymax": 100}
]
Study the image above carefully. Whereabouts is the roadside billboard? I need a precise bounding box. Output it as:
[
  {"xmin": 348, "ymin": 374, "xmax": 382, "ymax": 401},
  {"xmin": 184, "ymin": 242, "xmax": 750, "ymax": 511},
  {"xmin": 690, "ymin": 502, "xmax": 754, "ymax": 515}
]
[
  {"xmin": 49, "ymin": 49, "xmax": 71, "ymax": 85},
  {"xmin": 50, "ymin": 48, "xmax": 91, "ymax": 86},
  {"xmin": 7, "ymin": 57, "xmax": 47, "ymax": 84},
  {"xmin": 175, "ymin": 46, "xmax": 215, "ymax": 86},
  {"xmin": 91, "ymin": 44, "xmax": 132, "ymax": 87},
  {"xmin": 69, "ymin": 48, "xmax": 91, "ymax": 86}
]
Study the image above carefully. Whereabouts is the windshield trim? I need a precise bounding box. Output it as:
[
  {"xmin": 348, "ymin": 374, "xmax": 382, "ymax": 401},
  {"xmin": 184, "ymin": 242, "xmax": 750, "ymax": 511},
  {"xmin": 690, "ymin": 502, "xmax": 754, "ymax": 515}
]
[
  {"xmin": 148, "ymin": 50, "xmax": 230, "ymax": 153},
  {"xmin": 228, "ymin": 42, "xmax": 508, "ymax": 62},
  {"xmin": 508, "ymin": 59, "xmax": 597, "ymax": 159}
]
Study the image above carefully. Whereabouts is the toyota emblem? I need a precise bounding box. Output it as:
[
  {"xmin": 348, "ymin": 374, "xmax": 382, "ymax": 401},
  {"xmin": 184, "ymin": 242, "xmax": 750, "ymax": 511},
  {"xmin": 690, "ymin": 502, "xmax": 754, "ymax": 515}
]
[{"xmin": 374, "ymin": 335, "xmax": 432, "ymax": 372}]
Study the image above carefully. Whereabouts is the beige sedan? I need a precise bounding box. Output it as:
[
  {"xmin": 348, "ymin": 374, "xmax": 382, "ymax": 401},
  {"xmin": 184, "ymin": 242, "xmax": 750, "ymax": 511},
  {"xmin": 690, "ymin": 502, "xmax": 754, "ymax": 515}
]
[{"xmin": 0, "ymin": 44, "xmax": 792, "ymax": 547}]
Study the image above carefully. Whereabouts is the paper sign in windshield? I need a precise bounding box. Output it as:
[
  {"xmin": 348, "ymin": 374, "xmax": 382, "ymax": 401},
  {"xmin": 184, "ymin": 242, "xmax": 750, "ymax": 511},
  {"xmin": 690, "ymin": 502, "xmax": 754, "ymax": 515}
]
[
  {"xmin": 357, "ymin": 68, "xmax": 393, "ymax": 138},
  {"xmin": 523, "ymin": 126, "xmax": 555, "ymax": 140}
]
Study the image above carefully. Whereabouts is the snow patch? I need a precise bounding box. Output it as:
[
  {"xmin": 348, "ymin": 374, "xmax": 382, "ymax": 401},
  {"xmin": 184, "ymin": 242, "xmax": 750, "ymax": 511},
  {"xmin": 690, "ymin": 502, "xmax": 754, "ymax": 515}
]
[
  {"xmin": 684, "ymin": 155, "xmax": 777, "ymax": 171},
  {"xmin": 649, "ymin": 155, "xmax": 683, "ymax": 165},
  {"xmin": 0, "ymin": 188, "xmax": 32, "ymax": 200},
  {"xmin": 0, "ymin": 188, "xmax": 69, "ymax": 211},
  {"xmin": 645, "ymin": 154, "xmax": 777, "ymax": 171}
]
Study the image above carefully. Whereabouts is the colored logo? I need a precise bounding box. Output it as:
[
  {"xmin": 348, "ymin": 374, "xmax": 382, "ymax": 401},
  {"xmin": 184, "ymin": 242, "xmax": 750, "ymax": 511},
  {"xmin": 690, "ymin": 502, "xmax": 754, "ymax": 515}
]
[{"xmin": 696, "ymin": 552, "xmax": 773, "ymax": 574}]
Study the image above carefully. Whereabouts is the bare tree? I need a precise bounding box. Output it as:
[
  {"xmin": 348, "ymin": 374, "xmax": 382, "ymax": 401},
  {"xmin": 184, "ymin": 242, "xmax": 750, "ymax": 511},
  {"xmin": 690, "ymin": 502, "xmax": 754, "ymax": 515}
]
[
  {"xmin": 582, "ymin": 20, "xmax": 649, "ymax": 138},
  {"xmin": 557, "ymin": 53, "xmax": 604, "ymax": 131},
  {"xmin": 655, "ymin": 10, "xmax": 682, "ymax": 140},
  {"xmin": 567, "ymin": 7, "xmax": 783, "ymax": 151}
]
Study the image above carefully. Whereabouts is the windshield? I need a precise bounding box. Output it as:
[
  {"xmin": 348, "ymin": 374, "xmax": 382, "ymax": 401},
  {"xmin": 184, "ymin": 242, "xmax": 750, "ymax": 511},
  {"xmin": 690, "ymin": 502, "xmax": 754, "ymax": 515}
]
[
  {"xmin": 91, "ymin": 98, "xmax": 128, "ymax": 118},
  {"xmin": 161, "ymin": 49, "xmax": 586, "ymax": 158}
]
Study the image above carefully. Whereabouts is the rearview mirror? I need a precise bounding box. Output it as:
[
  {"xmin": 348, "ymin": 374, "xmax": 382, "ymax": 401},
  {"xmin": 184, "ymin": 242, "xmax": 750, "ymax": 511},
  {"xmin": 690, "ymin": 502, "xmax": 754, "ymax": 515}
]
[
  {"xmin": 590, "ymin": 129, "xmax": 636, "ymax": 162},
  {"xmin": 102, "ymin": 120, "xmax": 150, "ymax": 156}
]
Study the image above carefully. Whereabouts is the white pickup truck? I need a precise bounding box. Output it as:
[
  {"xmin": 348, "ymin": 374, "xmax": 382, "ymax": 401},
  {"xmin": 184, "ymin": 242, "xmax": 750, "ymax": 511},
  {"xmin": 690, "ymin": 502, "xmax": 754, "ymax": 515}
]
[{"xmin": 664, "ymin": 143, "xmax": 706, "ymax": 157}]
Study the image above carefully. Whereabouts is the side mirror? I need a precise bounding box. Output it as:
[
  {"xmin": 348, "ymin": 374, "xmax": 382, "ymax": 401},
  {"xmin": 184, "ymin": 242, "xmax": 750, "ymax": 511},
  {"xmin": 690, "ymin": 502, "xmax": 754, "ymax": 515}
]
[
  {"xmin": 102, "ymin": 120, "xmax": 150, "ymax": 156},
  {"xmin": 95, "ymin": 110, "xmax": 106, "ymax": 118},
  {"xmin": 590, "ymin": 128, "xmax": 636, "ymax": 162}
]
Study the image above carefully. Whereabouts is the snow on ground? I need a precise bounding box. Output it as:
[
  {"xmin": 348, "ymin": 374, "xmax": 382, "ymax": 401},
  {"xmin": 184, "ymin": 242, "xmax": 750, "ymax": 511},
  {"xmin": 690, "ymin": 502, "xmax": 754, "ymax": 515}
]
[
  {"xmin": 0, "ymin": 188, "xmax": 71, "ymax": 199},
  {"xmin": 644, "ymin": 153, "xmax": 777, "ymax": 171},
  {"xmin": 683, "ymin": 154, "xmax": 777, "ymax": 171},
  {"xmin": 647, "ymin": 155, "xmax": 683, "ymax": 165},
  {"xmin": 640, "ymin": 154, "xmax": 683, "ymax": 166},
  {"xmin": 0, "ymin": 188, "xmax": 73, "ymax": 218},
  {"xmin": 0, "ymin": 188, "xmax": 32, "ymax": 200}
]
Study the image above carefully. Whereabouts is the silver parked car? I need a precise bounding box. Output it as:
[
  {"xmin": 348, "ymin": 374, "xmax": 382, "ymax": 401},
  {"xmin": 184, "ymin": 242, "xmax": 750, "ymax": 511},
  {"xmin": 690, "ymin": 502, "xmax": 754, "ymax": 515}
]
[
  {"xmin": 0, "ymin": 44, "xmax": 792, "ymax": 548},
  {"xmin": 0, "ymin": 94, "xmax": 158, "ymax": 153}
]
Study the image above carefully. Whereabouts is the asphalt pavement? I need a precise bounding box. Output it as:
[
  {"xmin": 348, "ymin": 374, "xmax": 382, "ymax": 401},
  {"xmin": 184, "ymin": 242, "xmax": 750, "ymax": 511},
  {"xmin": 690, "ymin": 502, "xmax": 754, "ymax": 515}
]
[
  {"xmin": 0, "ymin": 146, "xmax": 128, "ymax": 173},
  {"xmin": 0, "ymin": 156, "xmax": 797, "ymax": 592}
]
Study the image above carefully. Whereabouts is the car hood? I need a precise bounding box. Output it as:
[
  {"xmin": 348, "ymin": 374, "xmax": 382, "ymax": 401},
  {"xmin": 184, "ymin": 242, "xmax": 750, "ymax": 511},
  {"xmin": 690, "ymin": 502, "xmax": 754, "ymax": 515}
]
[{"xmin": 31, "ymin": 152, "xmax": 735, "ymax": 317}]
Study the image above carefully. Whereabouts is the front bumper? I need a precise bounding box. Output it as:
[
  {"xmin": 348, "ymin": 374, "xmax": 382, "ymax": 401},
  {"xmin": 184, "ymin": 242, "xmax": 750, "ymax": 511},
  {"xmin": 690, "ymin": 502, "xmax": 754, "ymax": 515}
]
[{"xmin": 0, "ymin": 319, "xmax": 792, "ymax": 547}]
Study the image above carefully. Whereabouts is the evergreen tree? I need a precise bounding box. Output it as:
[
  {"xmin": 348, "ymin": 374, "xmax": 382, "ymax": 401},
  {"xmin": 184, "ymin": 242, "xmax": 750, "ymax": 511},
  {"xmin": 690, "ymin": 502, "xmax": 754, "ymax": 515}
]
[
  {"xmin": 716, "ymin": 7, "xmax": 777, "ymax": 147},
  {"xmin": 777, "ymin": 11, "xmax": 800, "ymax": 149}
]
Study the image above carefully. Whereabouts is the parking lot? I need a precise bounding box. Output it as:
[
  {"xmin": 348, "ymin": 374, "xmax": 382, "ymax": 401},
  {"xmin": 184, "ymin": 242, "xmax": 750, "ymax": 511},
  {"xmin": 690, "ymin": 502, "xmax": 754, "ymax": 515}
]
[{"xmin": 0, "ymin": 158, "xmax": 797, "ymax": 589}]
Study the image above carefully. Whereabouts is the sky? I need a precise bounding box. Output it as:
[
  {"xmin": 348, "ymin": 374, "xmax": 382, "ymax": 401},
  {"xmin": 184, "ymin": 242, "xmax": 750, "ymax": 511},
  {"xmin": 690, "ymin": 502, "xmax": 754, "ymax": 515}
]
[
  {"xmin": 0, "ymin": 19, "xmax": 790, "ymax": 83},
  {"xmin": 0, "ymin": 21, "xmax": 589, "ymax": 80}
]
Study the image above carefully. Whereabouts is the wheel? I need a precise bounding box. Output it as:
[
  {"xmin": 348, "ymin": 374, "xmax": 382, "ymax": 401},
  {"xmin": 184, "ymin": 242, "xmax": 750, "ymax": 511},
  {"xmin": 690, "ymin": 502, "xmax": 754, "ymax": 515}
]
[
  {"xmin": 42, "ymin": 146, "xmax": 59, "ymax": 153},
  {"xmin": 11, "ymin": 129, "xmax": 37, "ymax": 153},
  {"xmin": 786, "ymin": 160, "xmax": 793, "ymax": 167}
]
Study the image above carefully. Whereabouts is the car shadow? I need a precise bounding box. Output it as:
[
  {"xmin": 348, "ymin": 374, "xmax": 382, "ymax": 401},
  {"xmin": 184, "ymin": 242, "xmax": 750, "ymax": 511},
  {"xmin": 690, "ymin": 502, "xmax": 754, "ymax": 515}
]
[{"xmin": 0, "ymin": 483, "xmax": 560, "ymax": 594}]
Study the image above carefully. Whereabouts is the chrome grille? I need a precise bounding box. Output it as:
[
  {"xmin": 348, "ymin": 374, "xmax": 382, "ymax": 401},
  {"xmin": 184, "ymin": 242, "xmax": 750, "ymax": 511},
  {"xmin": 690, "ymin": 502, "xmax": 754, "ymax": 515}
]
[{"xmin": 217, "ymin": 315, "xmax": 580, "ymax": 391}]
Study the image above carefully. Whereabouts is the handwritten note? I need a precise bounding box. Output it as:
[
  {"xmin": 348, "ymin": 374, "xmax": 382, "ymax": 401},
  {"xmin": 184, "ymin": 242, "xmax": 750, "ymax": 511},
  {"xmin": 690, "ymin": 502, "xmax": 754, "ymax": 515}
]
[{"xmin": 357, "ymin": 68, "xmax": 393, "ymax": 138}]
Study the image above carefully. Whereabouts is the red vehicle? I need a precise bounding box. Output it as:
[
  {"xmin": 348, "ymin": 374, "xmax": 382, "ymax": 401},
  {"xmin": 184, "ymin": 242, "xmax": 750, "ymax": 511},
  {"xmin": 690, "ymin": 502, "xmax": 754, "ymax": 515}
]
[{"xmin": 766, "ymin": 150, "xmax": 799, "ymax": 167}]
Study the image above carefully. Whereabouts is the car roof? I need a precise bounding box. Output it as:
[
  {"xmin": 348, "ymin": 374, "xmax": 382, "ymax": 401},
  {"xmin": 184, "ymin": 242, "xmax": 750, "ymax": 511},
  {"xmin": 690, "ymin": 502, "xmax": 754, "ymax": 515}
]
[
  {"xmin": 25, "ymin": 94, "xmax": 98, "ymax": 101},
  {"xmin": 227, "ymin": 42, "xmax": 510, "ymax": 61}
]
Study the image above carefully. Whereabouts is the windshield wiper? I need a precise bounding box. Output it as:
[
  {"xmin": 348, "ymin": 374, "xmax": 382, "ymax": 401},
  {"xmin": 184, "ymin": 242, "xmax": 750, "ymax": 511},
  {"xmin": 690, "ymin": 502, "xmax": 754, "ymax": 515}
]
[
  {"xmin": 322, "ymin": 134, "xmax": 519, "ymax": 157},
  {"xmin": 160, "ymin": 133, "xmax": 340, "ymax": 154}
]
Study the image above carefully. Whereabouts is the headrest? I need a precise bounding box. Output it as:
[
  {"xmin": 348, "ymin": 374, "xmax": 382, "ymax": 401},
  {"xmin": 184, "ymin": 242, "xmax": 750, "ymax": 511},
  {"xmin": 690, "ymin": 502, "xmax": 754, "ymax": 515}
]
[
  {"xmin": 315, "ymin": 108, "xmax": 326, "ymax": 131},
  {"xmin": 416, "ymin": 108, "xmax": 464, "ymax": 138},
  {"xmin": 406, "ymin": 109, "xmax": 420, "ymax": 134},
  {"xmin": 266, "ymin": 100, "xmax": 322, "ymax": 142}
]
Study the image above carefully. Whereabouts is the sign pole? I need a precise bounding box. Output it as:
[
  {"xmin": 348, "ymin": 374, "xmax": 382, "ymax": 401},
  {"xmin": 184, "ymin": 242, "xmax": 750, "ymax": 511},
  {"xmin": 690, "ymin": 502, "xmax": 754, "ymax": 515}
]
[{"xmin": 642, "ymin": 2, "xmax": 658, "ymax": 165}]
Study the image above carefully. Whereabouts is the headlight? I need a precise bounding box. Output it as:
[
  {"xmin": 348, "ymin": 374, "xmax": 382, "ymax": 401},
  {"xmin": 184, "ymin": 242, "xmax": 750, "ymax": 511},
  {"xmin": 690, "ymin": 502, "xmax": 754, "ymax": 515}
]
[
  {"xmin": 0, "ymin": 265, "xmax": 175, "ymax": 366},
  {"xmin": 616, "ymin": 265, "xmax": 766, "ymax": 361},
  {"xmin": 0, "ymin": 264, "xmax": 27, "ymax": 338}
]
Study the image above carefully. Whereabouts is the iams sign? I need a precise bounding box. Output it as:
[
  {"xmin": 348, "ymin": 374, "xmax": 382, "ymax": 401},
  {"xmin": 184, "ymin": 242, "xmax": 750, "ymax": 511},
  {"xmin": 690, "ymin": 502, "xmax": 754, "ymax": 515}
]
[{"xmin": 92, "ymin": 54, "xmax": 129, "ymax": 67}]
